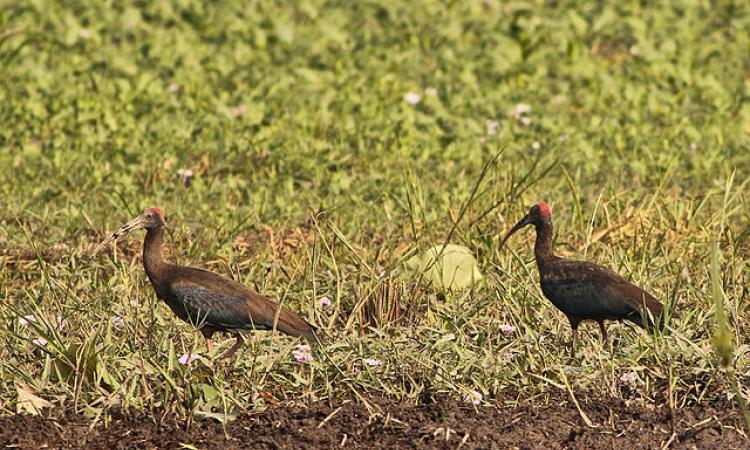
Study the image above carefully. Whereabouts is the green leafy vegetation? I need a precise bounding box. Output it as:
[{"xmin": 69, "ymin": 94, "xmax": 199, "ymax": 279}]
[{"xmin": 1, "ymin": 0, "xmax": 748, "ymax": 423}]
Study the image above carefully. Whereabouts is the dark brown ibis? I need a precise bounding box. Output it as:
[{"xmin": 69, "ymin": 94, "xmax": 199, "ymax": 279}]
[
  {"xmin": 500, "ymin": 202, "xmax": 671, "ymax": 351},
  {"xmin": 94, "ymin": 207, "xmax": 318, "ymax": 360}
]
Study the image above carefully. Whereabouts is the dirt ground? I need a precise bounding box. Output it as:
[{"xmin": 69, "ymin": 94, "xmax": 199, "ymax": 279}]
[{"xmin": 0, "ymin": 394, "xmax": 746, "ymax": 449}]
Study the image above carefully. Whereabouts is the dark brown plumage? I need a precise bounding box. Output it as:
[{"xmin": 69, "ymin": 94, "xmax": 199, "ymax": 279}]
[
  {"xmin": 500, "ymin": 202, "xmax": 670, "ymax": 351},
  {"xmin": 94, "ymin": 207, "xmax": 317, "ymax": 360}
]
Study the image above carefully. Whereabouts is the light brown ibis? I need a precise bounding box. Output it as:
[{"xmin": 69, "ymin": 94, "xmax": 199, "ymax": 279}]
[
  {"xmin": 94, "ymin": 207, "xmax": 317, "ymax": 360},
  {"xmin": 500, "ymin": 202, "xmax": 672, "ymax": 351}
]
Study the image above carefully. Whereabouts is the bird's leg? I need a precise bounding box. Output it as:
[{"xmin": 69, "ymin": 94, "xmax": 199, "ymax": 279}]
[
  {"xmin": 202, "ymin": 328, "xmax": 218, "ymax": 360},
  {"xmin": 218, "ymin": 333, "xmax": 245, "ymax": 361},
  {"xmin": 598, "ymin": 320, "xmax": 609, "ymax": 345},
  {"xmin": 568, "ymin": 317, "xmax": 581, "ymax": 355}
]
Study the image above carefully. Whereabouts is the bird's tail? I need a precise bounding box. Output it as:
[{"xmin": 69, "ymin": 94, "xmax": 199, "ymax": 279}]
[
  {"xmin": 291, "ymin": 323, "xmax": 325, "ymax": 345},
  {"xmin": 275, "ymin": 308, "xmax": 324, "ymax": 344}
]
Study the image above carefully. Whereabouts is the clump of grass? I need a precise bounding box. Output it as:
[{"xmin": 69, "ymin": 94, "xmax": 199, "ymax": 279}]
[
  {"xmin": 710, "ymin": 239, "xmax": 749, "ymax": 432},
  {"xmin": 709, "ymin": 173, "xmax": 750, "ymax": 433}
]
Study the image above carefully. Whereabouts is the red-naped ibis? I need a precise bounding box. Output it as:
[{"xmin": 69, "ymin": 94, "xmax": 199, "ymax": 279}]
[
  {"xmin": 500, "ymin": 202, "xmax": 670, "ymax": 351},
  {"xmin": 94, "ymin": 207, "xmax": 317, "ymax": 360}
]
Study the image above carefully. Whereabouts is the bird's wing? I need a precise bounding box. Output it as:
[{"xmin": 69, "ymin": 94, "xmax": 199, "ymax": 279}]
[
  {"xmin": 546, "ymin": 259, "xmax": 630, "ymax": 284},
  {"xmin": 601, "ymin": 281, "xmax": 664, "ymax": 326},
  {"xmin": 169, "ymin": 267, "xmax": 317, "ymax": 340},
  {"xmin": 541, "ymin": 259, "xmax": 663, "ymax": 326},
  {"xmin": 541, "ymin": 277, "xmax": 636, "ymax": 318},
  {"xmin": 169, "ymin": 282, "xmax": 269, "ymax": 332}
]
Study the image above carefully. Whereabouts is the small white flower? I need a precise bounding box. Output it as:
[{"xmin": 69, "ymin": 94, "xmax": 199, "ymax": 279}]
[
  {"xmin": 292, "ymin": 344, "xmax": 314, "ymax": 364},
  {"xmin": 689, "ymin": 142, "xmax": 697, "ymax": 153},
  {"xmin": 78, "ymin": 28, "xmax": 92, "ymax": 39},
  {"xmin": 19, "ymin": 315, "xmax": 36, "ymax": 327},
  {"xmin": 176, "ymin": 168, "xmax": 194, "ymax": 187},
  {"xmin": 293, "ymin": 352, "xmax": 313, "ymax": 364},
  {"xmin": 512, "ymin": 103, "xmax": 533, "ymax": 127},
  {"xmin": 178, "ymin": 353, "xmax": 201, "ymax": 365},
  {"xmin": 167, "ymin": 83, "xmax": 180, "ymax": 93},
  {"xmin": 464, "ymin": 390, "xmax": 482, "ymax": 405},
  {"xmin": 403, "ymin": 92, "xmax": 422, "ymax": 105},
  {"xmin": 111, "ymin": 316, "xmax": 125, "ymax": 328},
  {"xmin": 297, "ymin": 344, "xmax": 312, "ymax": 352},
  {"xmin": 499, "ymin": 324, "xmax": 516, "ymax": 337},
  {"xmin": 318, "ymin": 296, "xmax": 332, "ymax": 307},
  {"xmin": 486, "ymin": 120, "xmax": 499, "ymax": 136},
  {"xmin": 293, "ymin": 352, "xmax": 314, "ymax": 364},
  {"xmin": 558, "ymin": 134, "xmax": 570, "ymax": 142},
  {"xmin": 532, "ymin": 142, "xmax": 541, "ymax": 150},
  {"xmin": 512, "ymin": 103, "xmax": 531, "ymax": 119},
  {"xmin": 425, "ymin": 87, "xmax": 438, "ymax": 97},
  {"xmin": 230, "ymin": 105, "xmax": 247, "ymax": 117},
  {"xmin": 56, "ymin": 316, "xmax": 69, "ymax": 331},
  {"xmin": 363, "ymin": 358, "xmax": 381, "ymax": 367},
  {"xmin": 619, "ymin": 372, "xmax": 637, "ymax": 384},
  {"xmin": 32, "ymin": 338, "xmax": 48, "ymax": 347}
]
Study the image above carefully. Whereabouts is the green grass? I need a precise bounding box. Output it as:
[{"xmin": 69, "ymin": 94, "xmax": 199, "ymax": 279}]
[{"xmin": 1, "ymin": 0, "xmax": 749, "ymax": 423}]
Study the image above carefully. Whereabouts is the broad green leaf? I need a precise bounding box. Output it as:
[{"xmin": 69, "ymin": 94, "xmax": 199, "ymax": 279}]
[
  {"xmin": 193, "ymin": 409, "xmax": 238, "ymax": 423},
  {"xmin": 406, "ymin": 244, "xmax": 482, "ymax": 290}
]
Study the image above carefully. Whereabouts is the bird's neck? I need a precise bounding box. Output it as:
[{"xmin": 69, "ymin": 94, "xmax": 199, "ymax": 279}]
[
  {"xmin": 143, "ymin": 226, "xmax": 167, "ymax": 283},
  {"xmin": 534, "ymin": 221, "xmax": 555, "ymax": 266}
]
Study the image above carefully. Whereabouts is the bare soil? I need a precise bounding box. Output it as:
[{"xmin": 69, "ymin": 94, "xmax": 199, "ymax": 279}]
[{"xmin": 0, "ymin": 393, "xmax": 746, "ymax": 449}]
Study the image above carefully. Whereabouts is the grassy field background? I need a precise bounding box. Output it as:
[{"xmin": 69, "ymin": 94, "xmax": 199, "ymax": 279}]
[{"xmin": 1, "ymin": 0, "xmax": 749, "ymax": 421}]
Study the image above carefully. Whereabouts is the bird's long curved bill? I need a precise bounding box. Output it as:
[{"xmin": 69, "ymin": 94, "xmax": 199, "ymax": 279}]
[
  {"xmin": 499, "ymin": 215, "xmax": 530, "ymax": 249},
  {"xmin": 92, "ymin": 216, "xmax": 146, "ymax": 255}
]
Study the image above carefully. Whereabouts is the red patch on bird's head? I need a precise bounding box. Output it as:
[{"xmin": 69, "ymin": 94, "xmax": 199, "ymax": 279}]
[
  {"xmin": 145, "ymin": 207, "xmax": 164, "ymax": 219},
  {"xmin": 537, "ymin": 202, "xmax": 551, "ymax": 217}
]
